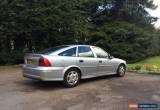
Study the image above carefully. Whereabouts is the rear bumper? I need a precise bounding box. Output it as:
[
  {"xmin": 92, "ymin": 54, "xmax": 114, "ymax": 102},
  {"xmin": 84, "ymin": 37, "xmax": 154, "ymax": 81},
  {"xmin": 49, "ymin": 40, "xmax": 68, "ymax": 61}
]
[{"xmin": 22, "ymin": 65, "xmax": 65, "ymax": 81}]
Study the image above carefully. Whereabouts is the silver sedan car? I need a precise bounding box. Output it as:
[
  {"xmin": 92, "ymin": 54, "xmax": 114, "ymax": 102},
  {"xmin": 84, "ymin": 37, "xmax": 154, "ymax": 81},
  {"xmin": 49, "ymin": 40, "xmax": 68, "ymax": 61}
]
[{"xmin": 22, "ymin": 45, "xmax": 126, "ymax": 87}]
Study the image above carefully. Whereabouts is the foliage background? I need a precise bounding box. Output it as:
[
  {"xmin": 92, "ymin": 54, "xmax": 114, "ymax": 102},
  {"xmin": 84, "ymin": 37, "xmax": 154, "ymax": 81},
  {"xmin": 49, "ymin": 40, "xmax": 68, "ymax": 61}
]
[{"xmin": 0, "ymin": 0, "xmax": 160, "ymax": 65}]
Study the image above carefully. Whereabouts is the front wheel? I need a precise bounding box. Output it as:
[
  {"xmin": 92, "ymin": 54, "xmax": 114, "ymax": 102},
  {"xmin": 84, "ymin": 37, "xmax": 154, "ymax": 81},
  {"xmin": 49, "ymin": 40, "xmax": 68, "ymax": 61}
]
[
  {"xmin": 63, "ymin": 68, "xmax": 80, "ymax": 88},
  {"xmin": 116, "ymin": 64, "xmax": 126, "ymax": 77}
]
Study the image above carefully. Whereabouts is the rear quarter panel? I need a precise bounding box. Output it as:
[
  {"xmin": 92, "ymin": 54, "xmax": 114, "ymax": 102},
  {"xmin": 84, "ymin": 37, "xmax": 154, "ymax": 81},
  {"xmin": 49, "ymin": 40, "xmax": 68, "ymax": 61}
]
[
  {"xmin": 44, "ymin": 55, "xmax": 77, "ymax": 67},
  {"xmin": 43, "ymin": 55, "xmax": 78, "ymax": 75}
]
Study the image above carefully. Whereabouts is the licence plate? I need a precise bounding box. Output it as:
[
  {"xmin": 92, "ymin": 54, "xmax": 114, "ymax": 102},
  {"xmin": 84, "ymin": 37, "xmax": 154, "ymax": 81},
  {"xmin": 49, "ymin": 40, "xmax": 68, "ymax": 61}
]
[{"xmin": 27, "ymin": 59, "xmax": 34, "ymax": 65}]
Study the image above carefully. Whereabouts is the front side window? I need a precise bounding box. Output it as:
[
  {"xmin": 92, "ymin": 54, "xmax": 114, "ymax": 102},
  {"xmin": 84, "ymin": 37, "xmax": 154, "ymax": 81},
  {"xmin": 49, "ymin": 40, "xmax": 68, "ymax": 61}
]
[
  {"xmin": 78, "ymin": 46, "xmax": 94, "ymax": 57},
  {"xmin": 59, "ymin": 47, "xmax": 76, "ymax": 57},
  {"xmin": 92, "ymin": 47, "xmax": 108, "ymax": 58}
]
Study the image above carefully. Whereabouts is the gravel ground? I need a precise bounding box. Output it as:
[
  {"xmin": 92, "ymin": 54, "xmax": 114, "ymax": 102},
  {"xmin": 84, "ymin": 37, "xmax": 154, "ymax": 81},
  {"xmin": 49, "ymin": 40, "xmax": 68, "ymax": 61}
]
[{"xmin": 0, "ymin": 68, "xmax": 160, "ymax": 110}]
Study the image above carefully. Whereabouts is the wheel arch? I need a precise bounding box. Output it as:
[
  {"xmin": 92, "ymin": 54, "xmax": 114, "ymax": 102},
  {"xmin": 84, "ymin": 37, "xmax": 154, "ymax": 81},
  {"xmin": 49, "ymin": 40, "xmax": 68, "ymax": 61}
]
[
  {"xmin": 119, "ymin": 63, "xmax": 126, "ymax": 69},
  {"xmin": 63, "ymin": 66, "xmax": 82, "ymax": 78}
]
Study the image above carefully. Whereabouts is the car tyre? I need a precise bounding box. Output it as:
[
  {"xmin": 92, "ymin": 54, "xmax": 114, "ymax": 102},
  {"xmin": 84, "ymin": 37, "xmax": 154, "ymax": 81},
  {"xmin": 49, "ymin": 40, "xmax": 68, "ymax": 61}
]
[
  {"xmin": 116, "ymin": 64, "xmax": 126, "ymax": 77},
  {"xmin": 63, "ymin": 68, "xmax": 80, "ymax": 88}
]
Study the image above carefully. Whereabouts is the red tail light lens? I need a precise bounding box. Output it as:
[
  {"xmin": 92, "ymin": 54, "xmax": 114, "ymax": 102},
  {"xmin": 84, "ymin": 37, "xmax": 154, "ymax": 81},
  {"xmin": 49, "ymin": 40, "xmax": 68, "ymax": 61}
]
[{"xmin": 39, "ymin": 57, "xmax": 51, "ymax": 67}]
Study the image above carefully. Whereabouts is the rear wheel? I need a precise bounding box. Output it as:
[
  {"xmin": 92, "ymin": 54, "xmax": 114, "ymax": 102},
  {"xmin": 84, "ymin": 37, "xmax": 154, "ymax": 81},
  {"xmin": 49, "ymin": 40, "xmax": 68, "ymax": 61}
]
[
  {"xmin": 116, "ymin": 64, "xmax": 126, "ymax": 77},
  {"xmin": 63, "ymin": 68, "xmax": 80, "ymax": 88}
]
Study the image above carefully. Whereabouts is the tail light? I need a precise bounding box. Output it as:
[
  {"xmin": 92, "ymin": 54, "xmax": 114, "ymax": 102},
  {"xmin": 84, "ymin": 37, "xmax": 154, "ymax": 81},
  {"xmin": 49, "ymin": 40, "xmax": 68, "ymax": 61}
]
[{"xmin": 39, "ymin": 57, "xmax": 51, "ymax": 67}]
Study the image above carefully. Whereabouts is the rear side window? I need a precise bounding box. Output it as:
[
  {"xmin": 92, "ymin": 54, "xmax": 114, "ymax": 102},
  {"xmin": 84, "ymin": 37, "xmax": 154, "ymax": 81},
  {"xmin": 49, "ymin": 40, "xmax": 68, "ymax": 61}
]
[
  {"xmin": 59, "ymin": 47, "xmax": 76, "ymax": 57},
  {"xmin": 78, "ymin": 46, "xmax": 94, "ymax": 57},
  {"xmin": 38, "ymin": 45, "xmax": 68, "ymax": 55}
]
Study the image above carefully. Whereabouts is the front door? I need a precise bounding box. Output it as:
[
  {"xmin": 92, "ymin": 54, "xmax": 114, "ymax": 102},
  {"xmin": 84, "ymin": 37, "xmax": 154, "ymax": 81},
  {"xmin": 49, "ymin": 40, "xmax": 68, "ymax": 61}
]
[
  {"xmin": 91, "ymin": 46, "xmax": 114, "ymax": 75},
  {"xmin": 97, "ymin": 58, "xmax": 113, "ymax": 74}
]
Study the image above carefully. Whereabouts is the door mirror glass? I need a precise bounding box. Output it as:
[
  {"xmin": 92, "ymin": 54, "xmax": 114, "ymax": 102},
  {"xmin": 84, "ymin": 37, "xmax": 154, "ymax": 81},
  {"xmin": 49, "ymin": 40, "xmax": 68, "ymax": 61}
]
[{"xmin": 108, "ymin": 54, "xmax": 114, "ymax": 59}]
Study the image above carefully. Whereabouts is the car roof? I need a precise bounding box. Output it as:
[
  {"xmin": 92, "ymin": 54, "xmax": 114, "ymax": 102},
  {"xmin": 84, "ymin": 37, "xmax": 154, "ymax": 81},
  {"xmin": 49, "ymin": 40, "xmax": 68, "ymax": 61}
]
[
  {"xmin": 40, "ymin": 45, "xmax": 100, "ymax": 56},
  {"xmin": 67, "ymin": 44, "xmax": 94, "ymax": 47}
]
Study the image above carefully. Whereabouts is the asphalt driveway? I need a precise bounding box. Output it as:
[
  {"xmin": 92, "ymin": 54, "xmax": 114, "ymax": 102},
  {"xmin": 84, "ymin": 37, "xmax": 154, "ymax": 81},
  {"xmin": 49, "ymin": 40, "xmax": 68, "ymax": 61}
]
[{"xmin": 0, "ymin": 67, "xmax": 160, "ymax": 110}]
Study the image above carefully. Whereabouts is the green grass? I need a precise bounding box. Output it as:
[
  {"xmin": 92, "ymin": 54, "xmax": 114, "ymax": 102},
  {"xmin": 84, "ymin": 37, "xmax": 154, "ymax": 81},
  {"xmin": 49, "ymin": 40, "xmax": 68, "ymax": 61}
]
[
  {"xmin": 128, "ymin": 56, "xmax": 160, "ymax": 66},
  {"xmin": 134, "ymin": 56, "xmax": 160, "ymax": 65},
  {"xmin": 128, "ymin": 56, "xmax": 160, "ymax": 71}
]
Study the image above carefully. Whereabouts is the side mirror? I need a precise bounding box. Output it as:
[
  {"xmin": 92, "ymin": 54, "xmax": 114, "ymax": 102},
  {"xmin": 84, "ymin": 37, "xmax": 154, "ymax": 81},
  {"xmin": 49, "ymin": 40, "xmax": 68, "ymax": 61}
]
[{"xmin": 108, "ymin": 54, "xmax": 114, "ymax": 59}]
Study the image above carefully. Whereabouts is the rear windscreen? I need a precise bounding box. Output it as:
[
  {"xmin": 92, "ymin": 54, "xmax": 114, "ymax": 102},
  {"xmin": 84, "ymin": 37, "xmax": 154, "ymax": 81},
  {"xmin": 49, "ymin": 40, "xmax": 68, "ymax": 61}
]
[{"xmin": 38, "ymin": 45, "xmax": 69, "ymax": 55}]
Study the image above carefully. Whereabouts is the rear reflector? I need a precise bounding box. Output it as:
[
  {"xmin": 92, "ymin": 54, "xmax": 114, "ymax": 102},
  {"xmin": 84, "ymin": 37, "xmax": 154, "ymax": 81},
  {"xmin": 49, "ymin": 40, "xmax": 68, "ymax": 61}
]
[{"xmin": 39, "ymin": 57, "xmax": 51, "ymax": 67}]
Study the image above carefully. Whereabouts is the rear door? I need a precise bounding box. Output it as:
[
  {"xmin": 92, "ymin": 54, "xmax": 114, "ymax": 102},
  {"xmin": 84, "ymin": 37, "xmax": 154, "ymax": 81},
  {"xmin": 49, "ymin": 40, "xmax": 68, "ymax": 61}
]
[
  {"xmin": 91, "ymin": 47, "xmax": 114, "ymax": 74},
  {"xmin": 76, "ymin": 46, "xmax": 98, "ymax": 77}
]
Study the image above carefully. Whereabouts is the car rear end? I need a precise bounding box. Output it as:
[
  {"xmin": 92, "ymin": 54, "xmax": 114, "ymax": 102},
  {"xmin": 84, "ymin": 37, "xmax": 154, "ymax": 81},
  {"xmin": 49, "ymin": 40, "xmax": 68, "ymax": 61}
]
[{"xmin": 22, "ymin": 53, "xmax": 65, "ymax": 81}]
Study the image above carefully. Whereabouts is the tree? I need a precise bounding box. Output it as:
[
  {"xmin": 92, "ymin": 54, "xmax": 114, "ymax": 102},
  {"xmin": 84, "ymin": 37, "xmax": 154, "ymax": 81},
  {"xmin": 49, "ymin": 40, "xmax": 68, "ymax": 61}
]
[
  {"xmin": 0, "ymin": 0, "xmax": 159, "ymax": 65},
  {"xmin": 88, "ymin": 0, "xmax": 158, "ymax": 62}
]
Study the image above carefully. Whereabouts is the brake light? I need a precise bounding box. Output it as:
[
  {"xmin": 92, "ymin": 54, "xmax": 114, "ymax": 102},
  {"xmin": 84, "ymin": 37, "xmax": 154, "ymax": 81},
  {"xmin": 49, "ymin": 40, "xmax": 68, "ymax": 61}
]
[{"xmin": 39, "ymin": 57, "xmax": 51, "ymax": 67}]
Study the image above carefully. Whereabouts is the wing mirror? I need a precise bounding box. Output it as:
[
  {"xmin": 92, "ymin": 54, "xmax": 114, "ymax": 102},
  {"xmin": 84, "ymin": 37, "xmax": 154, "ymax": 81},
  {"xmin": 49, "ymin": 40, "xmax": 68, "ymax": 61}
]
[{"xmin": 108, "ymin": 54, "xmax": 114, "ymax": 59}]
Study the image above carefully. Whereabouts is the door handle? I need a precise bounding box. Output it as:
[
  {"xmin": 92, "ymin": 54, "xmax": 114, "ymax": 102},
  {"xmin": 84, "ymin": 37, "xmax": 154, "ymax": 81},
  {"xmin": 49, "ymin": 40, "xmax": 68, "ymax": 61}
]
[
  {"xmin": 79, "ymin": 60, "xmax": 84, "ymax": 63},
  {"xmin": 99, "ymin": 60, "xmax": 102, "ymax": 63}
]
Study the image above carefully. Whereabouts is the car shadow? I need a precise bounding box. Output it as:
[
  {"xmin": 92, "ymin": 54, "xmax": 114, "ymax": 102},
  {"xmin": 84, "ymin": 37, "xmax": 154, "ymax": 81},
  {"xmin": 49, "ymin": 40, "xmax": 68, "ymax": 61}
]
[
  {"xmin": 18, "ymin": 80, "xmax": 64, "ymax": 91},
  {"xmin": 80, "ymin": 74, "xmax": 117, "ymax": 84},
  {"xmin": 18, "ymin": 74, "xmax": 118, "ymax": 91}
]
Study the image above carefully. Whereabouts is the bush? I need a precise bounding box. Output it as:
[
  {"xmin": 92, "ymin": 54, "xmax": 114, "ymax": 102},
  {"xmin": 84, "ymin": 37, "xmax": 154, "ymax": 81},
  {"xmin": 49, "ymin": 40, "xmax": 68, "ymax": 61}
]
[
  {"xmin": 0, "ymin": 51, "xmax": 24, "ymax": 65},
  {"xmin": 134, "ymin": 65, "xmax": 142, "ymax": 70},
  {"xmin": 127, "ymin": 66, "xmax": 135, "ymax": 71}
]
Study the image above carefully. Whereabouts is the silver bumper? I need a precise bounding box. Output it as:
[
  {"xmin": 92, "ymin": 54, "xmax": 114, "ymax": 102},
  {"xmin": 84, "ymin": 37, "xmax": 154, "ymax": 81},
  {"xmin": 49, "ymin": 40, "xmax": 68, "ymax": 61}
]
[{"xmin": 22, "ymin": 65, "xmax": 65, "ymax": 81}]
